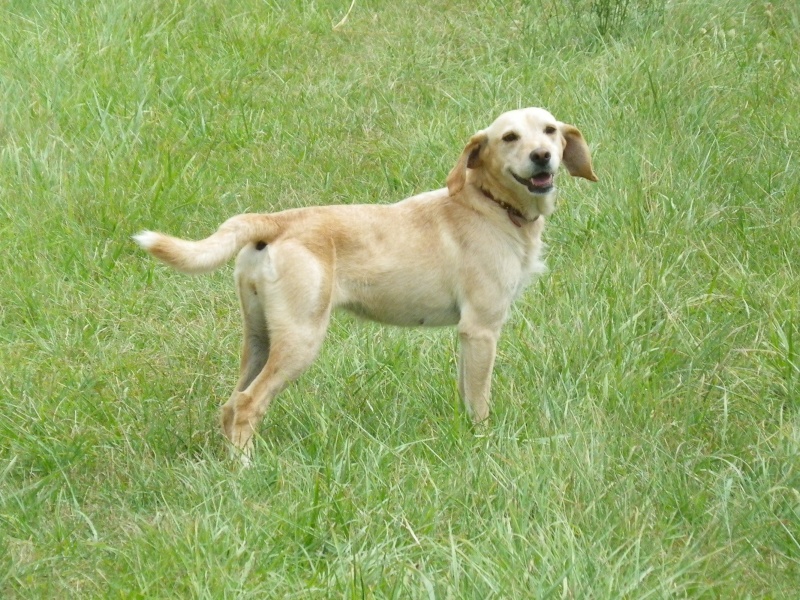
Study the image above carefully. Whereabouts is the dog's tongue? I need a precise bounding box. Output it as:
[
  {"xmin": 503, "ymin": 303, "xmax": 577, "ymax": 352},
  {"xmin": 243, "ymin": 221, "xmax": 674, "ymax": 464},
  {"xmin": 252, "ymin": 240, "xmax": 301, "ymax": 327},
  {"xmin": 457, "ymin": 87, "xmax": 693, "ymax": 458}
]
[{"xmin": 531, "ymin": 173, "xmax": 553, "ymax": 188}]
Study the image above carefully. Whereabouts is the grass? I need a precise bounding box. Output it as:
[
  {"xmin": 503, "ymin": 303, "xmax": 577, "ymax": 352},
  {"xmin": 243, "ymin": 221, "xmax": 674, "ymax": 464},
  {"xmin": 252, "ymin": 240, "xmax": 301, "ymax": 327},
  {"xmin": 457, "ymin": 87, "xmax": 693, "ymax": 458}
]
[{"xmin": 1, "ymin": 0, "xmax": 798, "ymax": 596}]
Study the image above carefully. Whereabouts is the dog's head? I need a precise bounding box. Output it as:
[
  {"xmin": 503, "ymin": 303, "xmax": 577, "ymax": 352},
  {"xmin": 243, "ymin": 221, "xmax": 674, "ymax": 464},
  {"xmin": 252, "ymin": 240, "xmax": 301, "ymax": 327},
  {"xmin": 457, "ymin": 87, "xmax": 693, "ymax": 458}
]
[{"xmin": 447, "ymin": 107, "xmax": 597, "ymax": 217}]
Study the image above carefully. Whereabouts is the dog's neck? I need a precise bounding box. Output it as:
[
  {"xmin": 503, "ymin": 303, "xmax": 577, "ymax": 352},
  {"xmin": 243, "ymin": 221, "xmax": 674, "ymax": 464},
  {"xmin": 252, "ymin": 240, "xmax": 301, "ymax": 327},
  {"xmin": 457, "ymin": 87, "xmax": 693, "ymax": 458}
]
[{"xmin": 479, "ymin": 187, "xmax": 539, "ymax": 228}]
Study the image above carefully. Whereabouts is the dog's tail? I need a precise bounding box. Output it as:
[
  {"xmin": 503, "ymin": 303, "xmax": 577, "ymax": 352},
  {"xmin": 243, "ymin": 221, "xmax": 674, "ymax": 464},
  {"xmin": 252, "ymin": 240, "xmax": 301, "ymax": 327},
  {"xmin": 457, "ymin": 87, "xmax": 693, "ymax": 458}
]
[{"xmin": 133, "ymin": 213, "xmax": 282, "ymax": 274}]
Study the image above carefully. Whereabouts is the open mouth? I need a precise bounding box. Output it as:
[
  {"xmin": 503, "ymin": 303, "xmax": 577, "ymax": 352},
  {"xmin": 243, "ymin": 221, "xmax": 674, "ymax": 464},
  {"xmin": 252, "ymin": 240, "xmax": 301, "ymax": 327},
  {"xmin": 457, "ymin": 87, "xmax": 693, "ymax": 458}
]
[{"xmin": 512, "ymin": 171, "xmax": 554, "ymax": 194}]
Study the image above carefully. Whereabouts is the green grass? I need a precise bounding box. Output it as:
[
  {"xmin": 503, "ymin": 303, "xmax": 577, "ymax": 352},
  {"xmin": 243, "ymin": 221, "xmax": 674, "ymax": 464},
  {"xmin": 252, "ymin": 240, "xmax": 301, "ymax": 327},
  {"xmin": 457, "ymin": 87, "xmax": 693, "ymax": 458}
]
[{"xmin": 1, "ymin": 0, "xmax": 798, "ymax": 596}]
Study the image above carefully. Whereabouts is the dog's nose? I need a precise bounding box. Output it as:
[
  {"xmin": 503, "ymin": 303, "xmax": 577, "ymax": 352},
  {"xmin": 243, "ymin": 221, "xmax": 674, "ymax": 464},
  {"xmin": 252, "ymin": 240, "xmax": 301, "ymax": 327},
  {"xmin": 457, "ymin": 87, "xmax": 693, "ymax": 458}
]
[{"xmin": 530, "ymin": 149, "xmax": 551, "ymax": 166}]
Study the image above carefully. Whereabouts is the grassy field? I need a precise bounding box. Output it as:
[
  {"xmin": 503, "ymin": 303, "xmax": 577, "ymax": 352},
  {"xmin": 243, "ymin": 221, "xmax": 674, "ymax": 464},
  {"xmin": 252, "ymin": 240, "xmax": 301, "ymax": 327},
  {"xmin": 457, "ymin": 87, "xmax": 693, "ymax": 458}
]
[{"xmin": 1, "ymin": 0, "xmax": 798, "ymax": 596}]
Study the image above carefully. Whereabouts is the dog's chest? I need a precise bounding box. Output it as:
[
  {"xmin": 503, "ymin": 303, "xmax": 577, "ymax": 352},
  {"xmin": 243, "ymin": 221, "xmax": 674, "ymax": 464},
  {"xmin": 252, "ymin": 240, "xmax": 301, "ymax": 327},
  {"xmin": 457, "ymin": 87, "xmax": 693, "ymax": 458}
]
[{"xmin": 511, "ymin": 230, "xmax": 547, "ymax": 297}]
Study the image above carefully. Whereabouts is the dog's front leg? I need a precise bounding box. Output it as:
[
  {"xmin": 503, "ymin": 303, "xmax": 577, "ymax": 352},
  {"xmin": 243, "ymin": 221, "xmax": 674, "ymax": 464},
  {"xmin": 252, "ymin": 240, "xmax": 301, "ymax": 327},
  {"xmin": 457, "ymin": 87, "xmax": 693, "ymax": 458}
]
[{"xmin": 457, "ymin": 320, "xmax": 500, "ymax": 423}]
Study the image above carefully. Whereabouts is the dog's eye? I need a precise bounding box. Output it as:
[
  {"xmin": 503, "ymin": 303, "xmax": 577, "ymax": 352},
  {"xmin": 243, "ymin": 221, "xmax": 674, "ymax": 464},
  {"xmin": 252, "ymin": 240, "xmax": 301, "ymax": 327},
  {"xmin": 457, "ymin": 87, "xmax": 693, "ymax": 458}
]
[
  {"xmin": 544, "ymin": 126, "xmax": 557, "ymax": 135},
  {"xmin": 502, "ymin": 132, "xmax": 519, "ymax": 142}
]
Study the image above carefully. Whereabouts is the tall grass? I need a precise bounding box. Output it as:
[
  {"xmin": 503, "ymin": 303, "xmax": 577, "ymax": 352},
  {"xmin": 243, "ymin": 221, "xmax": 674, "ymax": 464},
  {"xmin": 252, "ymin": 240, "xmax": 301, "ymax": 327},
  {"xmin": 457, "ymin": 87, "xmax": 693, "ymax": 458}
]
[{"xmin": 1, "ymin": 0, "xmax": 798, "ymax": 596}]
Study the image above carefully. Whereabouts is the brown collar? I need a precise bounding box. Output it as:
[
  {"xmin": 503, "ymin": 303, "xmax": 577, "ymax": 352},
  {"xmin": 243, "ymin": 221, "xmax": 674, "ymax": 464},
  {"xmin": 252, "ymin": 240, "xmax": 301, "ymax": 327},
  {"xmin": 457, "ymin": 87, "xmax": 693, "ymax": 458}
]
[{"xmin": 480, "ymin": 188, "xmax": 538, "ymax": 228}]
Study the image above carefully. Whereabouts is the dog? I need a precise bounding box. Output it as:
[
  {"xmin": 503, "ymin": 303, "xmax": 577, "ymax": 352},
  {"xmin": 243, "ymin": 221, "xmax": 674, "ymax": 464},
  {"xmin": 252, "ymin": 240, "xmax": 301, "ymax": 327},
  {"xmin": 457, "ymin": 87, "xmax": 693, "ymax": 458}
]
[{"xmin": 135, "ymin": 107, "xmax": 597, "ymax": 459}]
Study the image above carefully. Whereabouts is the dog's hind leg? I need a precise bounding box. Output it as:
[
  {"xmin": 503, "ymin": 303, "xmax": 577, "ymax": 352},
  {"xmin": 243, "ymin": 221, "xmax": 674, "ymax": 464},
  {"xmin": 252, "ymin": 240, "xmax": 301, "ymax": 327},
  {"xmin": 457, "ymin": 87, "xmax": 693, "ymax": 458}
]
[
  {"xmin": 220, "ymin": 265, "xmax": 271, "ymax": 448},
  {"xmin": 221, "ymin": 241, "xmax": 334, "ymax": 462},
  {"xmin": 234, "ymin": 269, "xmax": 271, "ymax": 393}
]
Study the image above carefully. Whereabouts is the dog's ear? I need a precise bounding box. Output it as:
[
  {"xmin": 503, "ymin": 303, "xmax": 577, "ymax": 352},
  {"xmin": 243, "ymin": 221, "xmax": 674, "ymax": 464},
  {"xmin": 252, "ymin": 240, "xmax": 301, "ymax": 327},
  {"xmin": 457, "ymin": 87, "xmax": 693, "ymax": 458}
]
[
  {"xmin": 560, "ymin": 124, "xmax": 598, "ymax": 182},
  {"xmin": 447, "ymin": 130, "xmax": 488, "ymax": 194}
]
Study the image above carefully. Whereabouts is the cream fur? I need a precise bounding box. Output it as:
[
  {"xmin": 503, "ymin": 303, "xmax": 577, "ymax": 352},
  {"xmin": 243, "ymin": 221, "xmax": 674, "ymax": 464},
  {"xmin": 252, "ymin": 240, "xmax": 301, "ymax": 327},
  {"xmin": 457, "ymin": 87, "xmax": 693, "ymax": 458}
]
[{"xmin": 134, "ymin": 107, "xmax": 597, "ymax": 461}]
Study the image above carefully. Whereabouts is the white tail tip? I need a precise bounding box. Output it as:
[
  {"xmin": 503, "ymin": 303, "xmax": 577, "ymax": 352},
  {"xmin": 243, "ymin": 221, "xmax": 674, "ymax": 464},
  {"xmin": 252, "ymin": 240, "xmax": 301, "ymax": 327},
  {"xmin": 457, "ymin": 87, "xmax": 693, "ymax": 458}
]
[{"xmin": 133, "ymin": 230, "xmax": 160, "ymax": 250}]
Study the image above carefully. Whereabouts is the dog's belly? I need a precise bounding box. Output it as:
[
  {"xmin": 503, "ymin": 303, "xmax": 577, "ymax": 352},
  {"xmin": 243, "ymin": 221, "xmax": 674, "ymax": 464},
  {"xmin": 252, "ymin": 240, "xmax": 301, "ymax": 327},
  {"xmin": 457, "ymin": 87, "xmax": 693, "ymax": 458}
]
[
  {"xmin": 340, "ymin": 299, "xmax": 460, "ymax": 327},
  {"xmin": 336, "ymin": 282, "xmax": 460, "ymax": 327}
]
